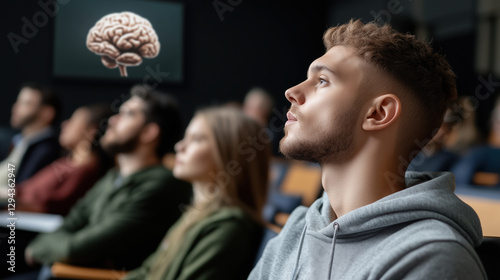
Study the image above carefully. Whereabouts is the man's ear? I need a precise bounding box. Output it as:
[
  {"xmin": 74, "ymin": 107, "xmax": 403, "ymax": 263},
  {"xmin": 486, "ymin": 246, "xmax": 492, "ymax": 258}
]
[
  {"xmin": 140, "ymin": 122, "xmax": 160, "ymax": 144},
  {"xmin": 362, "ymin": 94, "xmax": 401, "ymax": 131}
]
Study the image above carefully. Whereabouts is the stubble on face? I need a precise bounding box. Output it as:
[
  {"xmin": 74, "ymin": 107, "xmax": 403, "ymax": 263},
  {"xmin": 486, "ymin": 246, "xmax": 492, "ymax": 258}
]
[
  {"xmin": 279, "ymin": 103, "xmax": 360, "ymax": 164},
  {"xmin": 101, "ymin": 132, "xmax": 141, "ymax": 156},
  {"xmin": 100, "ymin": 118, "xmax": 144, "ymax": 157},
  {"xmin": 280, "ymin": 46, "xmax": 375, "ymax": 164}
]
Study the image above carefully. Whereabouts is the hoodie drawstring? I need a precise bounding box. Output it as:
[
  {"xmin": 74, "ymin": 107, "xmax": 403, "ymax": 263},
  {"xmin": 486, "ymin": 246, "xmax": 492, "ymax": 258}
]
[
  {"xmin": 291, "ymin": 225, "xmax": 308, "ymax": 280},
  {"xmin": 327, "ymin": 222, "xmax": 340, "ymax": 280}
]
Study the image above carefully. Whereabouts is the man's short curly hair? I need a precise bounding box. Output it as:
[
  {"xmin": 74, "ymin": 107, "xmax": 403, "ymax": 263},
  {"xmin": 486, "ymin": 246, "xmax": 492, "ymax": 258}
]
[{"xmin": 323, "ymin": 19, "xmax": 457, "ymax": 141}]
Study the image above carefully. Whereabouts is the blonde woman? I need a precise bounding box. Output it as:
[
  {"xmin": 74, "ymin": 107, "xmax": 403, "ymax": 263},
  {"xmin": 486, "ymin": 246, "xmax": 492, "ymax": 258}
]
[{"xmin": 124, "ymin": 106, "xmax": 270, "ymax": 280}]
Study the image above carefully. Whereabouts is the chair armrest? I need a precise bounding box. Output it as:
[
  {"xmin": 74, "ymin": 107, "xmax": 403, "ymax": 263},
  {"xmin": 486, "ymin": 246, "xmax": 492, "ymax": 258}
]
[{"xmin": 51, "ymin": 262, "xmax": 128, "ymax": 280}]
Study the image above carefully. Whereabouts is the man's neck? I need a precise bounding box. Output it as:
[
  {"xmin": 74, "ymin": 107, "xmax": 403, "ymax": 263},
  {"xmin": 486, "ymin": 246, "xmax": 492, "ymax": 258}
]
[
  {"xmin": 22, "ymin": 124, "xmax": 49, "ymax": 139},
  {"xmin": 320, "ymin": 144, "xmax": 405, "ymax": 220},
  {"xmin": 117, "ymin": 151, "xmax": 160, "ymax": 177}
]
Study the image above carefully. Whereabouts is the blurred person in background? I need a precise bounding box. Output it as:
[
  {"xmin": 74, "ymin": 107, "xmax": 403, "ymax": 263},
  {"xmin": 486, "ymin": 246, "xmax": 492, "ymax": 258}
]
[
  {"xmin": 452, "ymin": 95, "xmax": 500, "ymax": 186},
  {"xmin": 123, "ymin": 106, "xmax": 270, "ymax": 280},
  {"xmin": 407, "ymin": 108, "xmax": 461, "ymax": 172},
  {"xmin": 243, "ymin": 87, "xmax": 274, "ymax": 127},
  {"xmin": 16, "ymin": 103, "xmax": 114, "ymax": 215},
  {"xmin": 445, "ymin": 97, "xmax": 482, "ymax": 154},
  {"xmin": 0, "ymin": 83, "xmax": 61, "ymax": 197},
  {"xmin": 243, "ymin": 87, "xmax": 283, "ymax": 156}
]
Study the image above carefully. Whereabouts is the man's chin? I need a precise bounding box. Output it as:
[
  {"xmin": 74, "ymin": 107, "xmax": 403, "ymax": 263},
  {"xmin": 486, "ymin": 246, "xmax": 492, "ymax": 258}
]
[
  {"xmin": 100, "ymin": 139, "xmax": 118, "ymax": 156},
  {"xmin": 279, "ymin": 138, "xmax": 322, "ymax": 163},
  {"xmin": 279, "ymin": 138, "xmax": 300, "ymax": 159},
  {"xmin": 10, "ymin": 120, "xmax": 22, "ymax": 129},
  {"xmin": 101, "ymin": 137, "xmax": 139, "ymax": 157}
]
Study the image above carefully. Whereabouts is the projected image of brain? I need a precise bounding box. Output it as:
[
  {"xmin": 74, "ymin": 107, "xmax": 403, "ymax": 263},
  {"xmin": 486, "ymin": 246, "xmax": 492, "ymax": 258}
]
[{"xmin": 86, "ymin": 12, "xmax": 160, "ymax": 77}]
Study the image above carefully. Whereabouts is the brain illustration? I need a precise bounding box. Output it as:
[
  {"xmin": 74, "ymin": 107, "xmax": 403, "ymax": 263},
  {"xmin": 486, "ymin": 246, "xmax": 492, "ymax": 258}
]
[{"xmin": 86, "ymin": 12, "xmax": 160, "ymax": 77}]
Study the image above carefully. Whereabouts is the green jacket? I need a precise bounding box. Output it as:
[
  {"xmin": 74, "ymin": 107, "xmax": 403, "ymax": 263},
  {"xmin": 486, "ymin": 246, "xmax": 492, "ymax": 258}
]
[
  {"xmin": 124, "ymin": 207, "xmax": 262, "ymax": 280},
  {"xmin": 28, "ymin": 165, "xmax": 192, "ymax": 269}
]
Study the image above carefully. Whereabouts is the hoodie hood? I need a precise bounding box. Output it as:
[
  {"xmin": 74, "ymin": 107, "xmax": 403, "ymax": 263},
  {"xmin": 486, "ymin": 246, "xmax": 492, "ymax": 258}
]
[{"xmin": 305, "ymin": 172, "xmax": 482, "ymax": 246}]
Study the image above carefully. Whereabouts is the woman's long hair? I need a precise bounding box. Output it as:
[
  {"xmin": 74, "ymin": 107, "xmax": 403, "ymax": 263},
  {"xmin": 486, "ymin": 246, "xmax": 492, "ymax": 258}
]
[{"xmin": 149, "ymin": 106, "xmax": 270, "ymax": 279}]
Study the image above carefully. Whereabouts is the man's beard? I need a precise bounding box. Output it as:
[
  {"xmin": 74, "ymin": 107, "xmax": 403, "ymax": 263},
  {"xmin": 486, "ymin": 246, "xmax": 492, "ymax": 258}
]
[
  {"xmin": 101, "ymin": 132, "xmax": 140, "ymax": 156},
  {"xmin": 279, "ymin": 108, "xmax": 358, "ymax": 163}
]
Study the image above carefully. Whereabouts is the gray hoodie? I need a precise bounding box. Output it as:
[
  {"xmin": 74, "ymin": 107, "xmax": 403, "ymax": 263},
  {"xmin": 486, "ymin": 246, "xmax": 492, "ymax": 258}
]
[{"xmin": 249, "ymin": 172, "xmax": 487, "ymax": 280}]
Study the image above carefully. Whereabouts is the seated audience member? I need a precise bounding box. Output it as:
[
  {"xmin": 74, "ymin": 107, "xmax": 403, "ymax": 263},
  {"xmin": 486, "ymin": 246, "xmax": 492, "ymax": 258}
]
[
  {"xmin": 123, "ymin": 106, "xmax": 270, "ymax": 280},
  {"xmin": 452, "ymin": 96, "xmax": 500, "ymax": 186},
  {"xmin": 243, "ymin": 87, "xmax": 283, "ymax": 156},
  {"xmin": 16, "ymin": 104, "xmax": 114, "ymax": 215},
  {"xmin": 407, "ymin": 108, "xmax": 460, "ymax": 172},
  {"xmin": 445, "ymin": 97, "xmax": 482, "ymax": 154},
  {"xmin": 0, "ymin": 83, "xmax": 62, "ymax": 195},
  {"xmin": 22, "ymin": 87, "xmax": 192, "ymax": 278},
  {"xmin": 249, "ymin": 20, "xmax": 486, "ymax": 279},
  {"xmin": 243, "ymin": 87, "xmax": 274, "ymax": 127}
]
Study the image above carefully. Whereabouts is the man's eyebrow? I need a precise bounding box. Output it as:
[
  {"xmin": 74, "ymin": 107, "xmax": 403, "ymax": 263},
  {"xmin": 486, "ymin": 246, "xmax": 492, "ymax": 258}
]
[{"xmin": 308, "ymin": 64, "xmax": 336, "ymax": 76}]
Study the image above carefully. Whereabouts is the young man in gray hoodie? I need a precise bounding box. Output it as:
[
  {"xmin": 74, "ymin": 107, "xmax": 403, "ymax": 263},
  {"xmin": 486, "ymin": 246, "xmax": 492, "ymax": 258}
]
[{"xmin": 249, "ymin": 20, "xmax": 486, "ymax": 280}]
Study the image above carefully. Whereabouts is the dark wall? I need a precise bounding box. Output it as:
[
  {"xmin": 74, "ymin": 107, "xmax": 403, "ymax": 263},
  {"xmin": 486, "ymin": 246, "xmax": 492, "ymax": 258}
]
[{"xmin": 1, "ymin": 0, "xmax": 328, "ymax": 130}]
